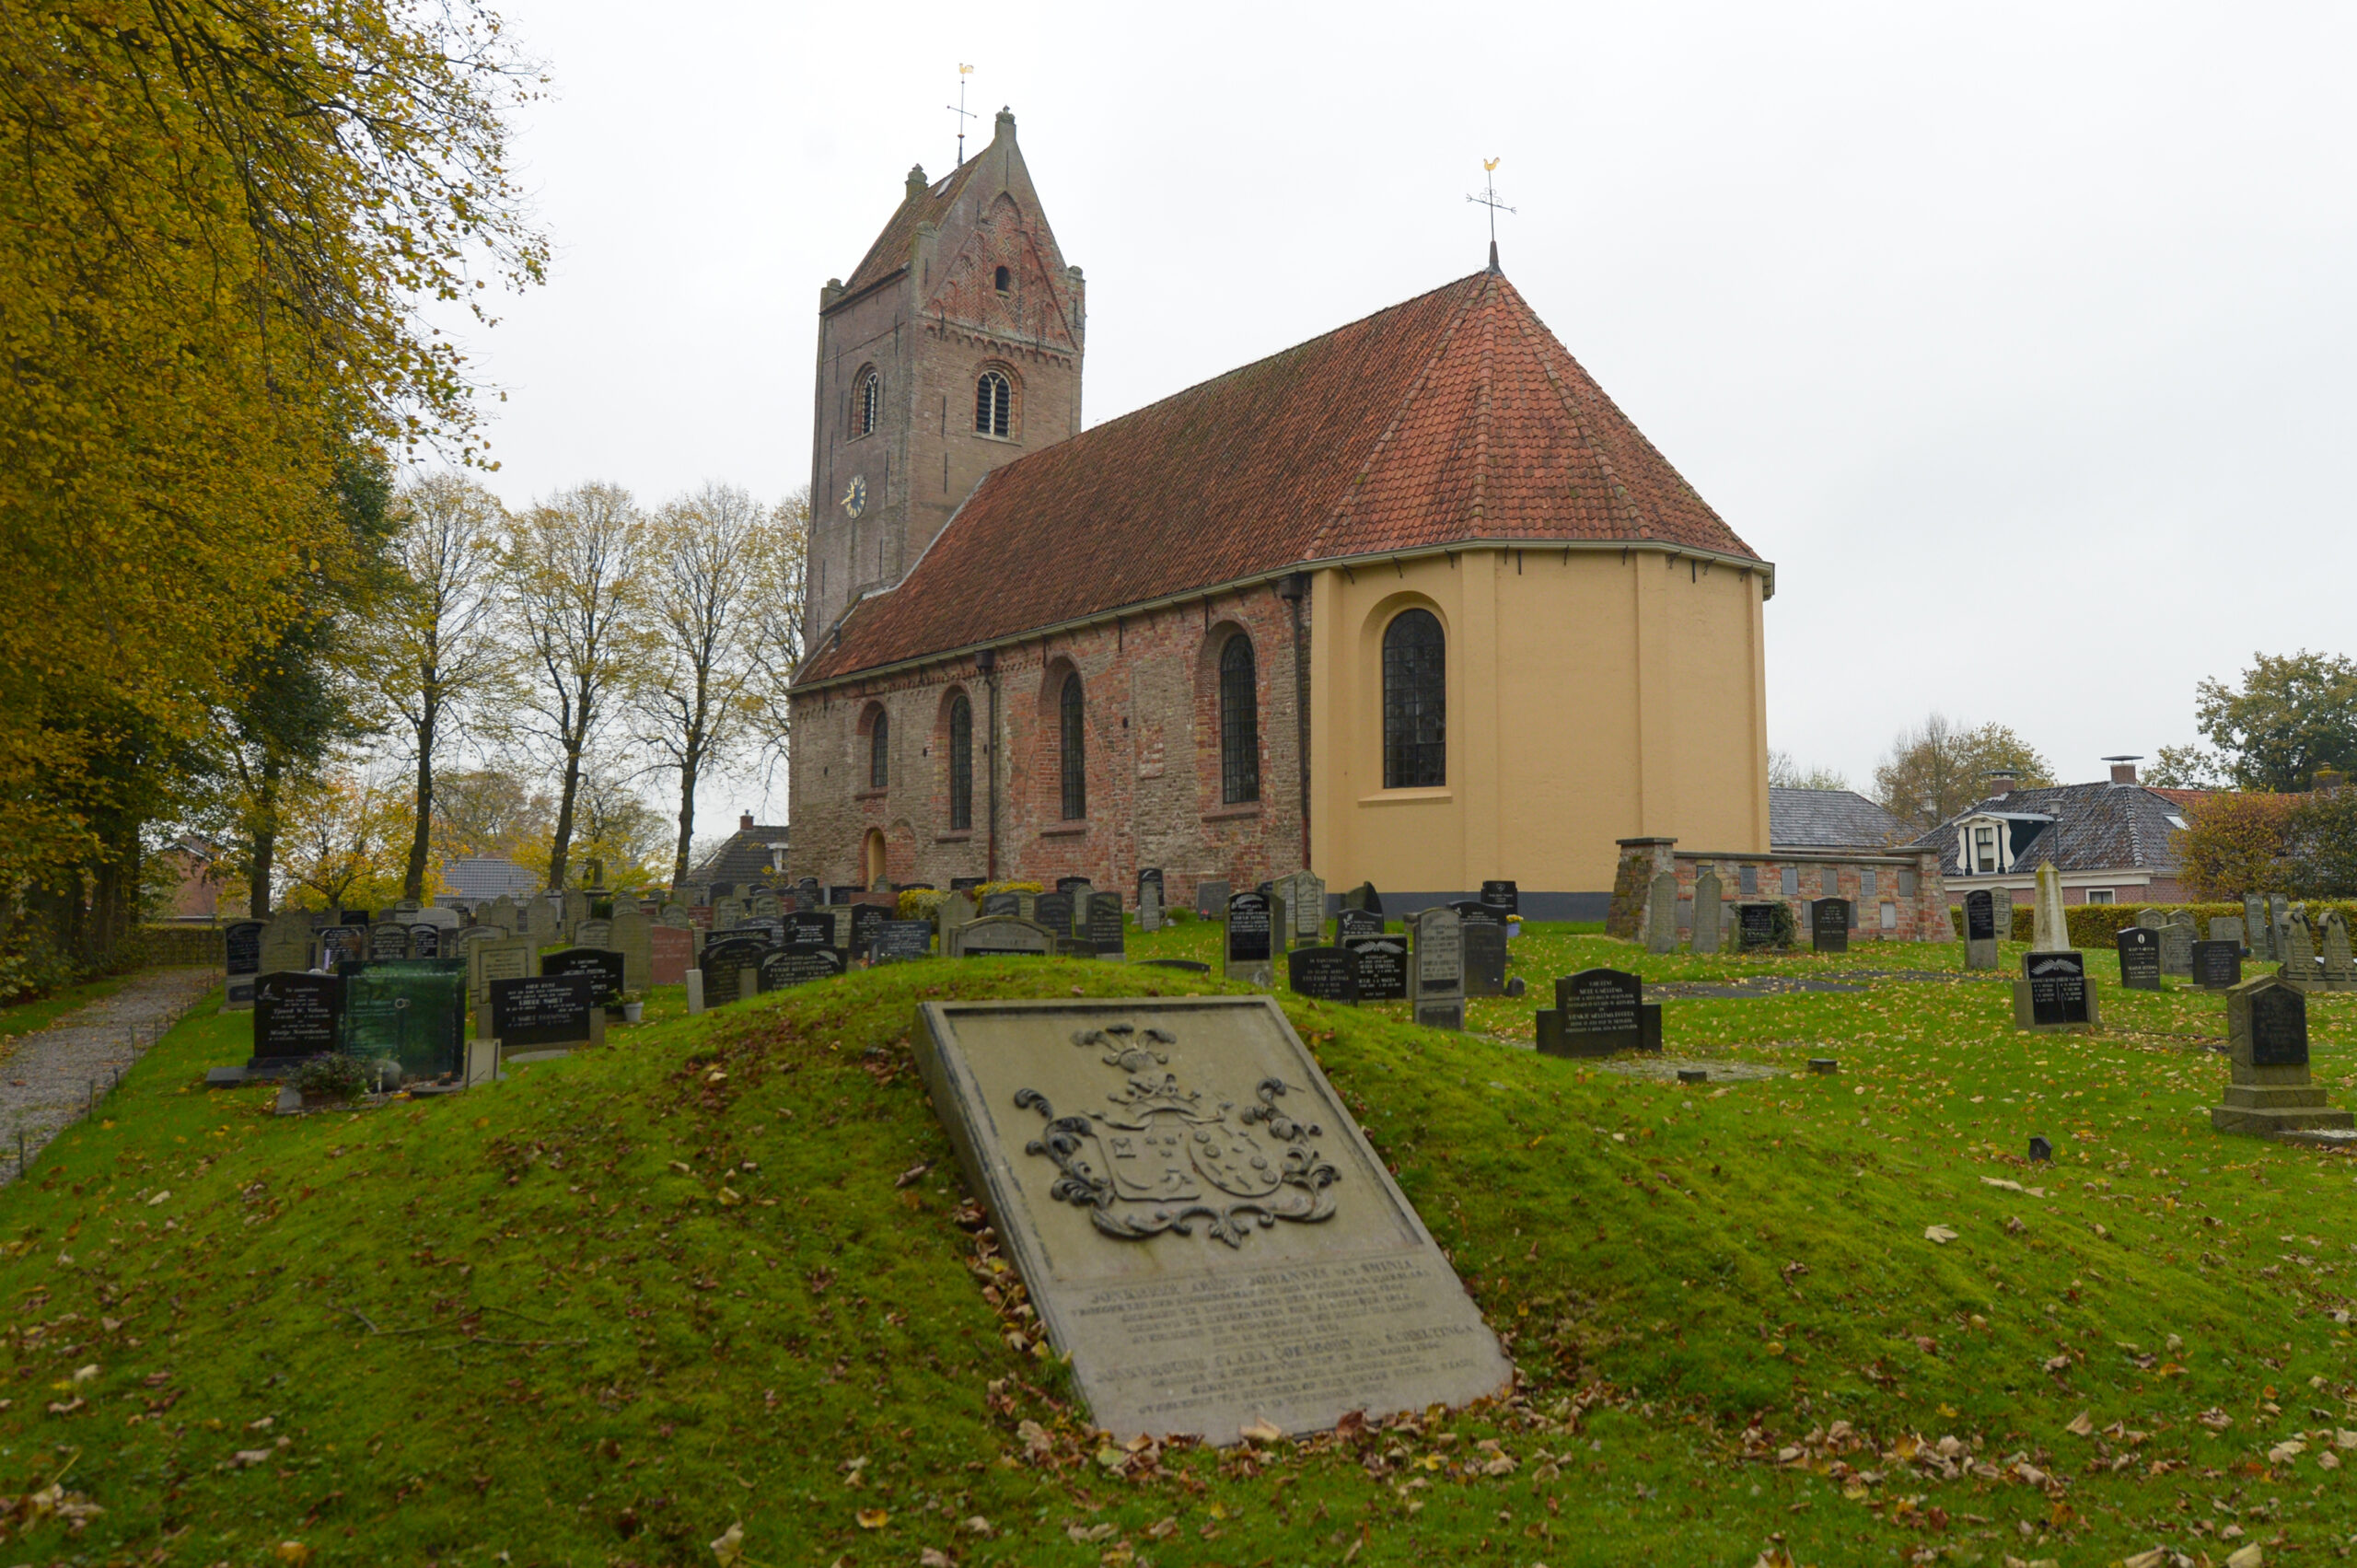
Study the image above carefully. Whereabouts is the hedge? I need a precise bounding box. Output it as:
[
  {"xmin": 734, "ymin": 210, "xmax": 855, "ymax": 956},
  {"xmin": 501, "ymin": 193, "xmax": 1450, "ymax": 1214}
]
[{"xmin": 1944, "ymin": 900, "xmax": 2357, "ymax": 948}]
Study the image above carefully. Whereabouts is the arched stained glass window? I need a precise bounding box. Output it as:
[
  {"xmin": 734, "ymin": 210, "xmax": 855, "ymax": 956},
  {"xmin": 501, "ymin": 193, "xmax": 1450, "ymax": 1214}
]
[
  {"xmin": 1059, "ymin": 673, "xmax": 1086, "ymax": 820},
  {"xmin": 948, "ymin": 694, "xmax": 973, "ymax": 831},
  {"xmin": 976, "ymin": 371, "xmax": 1011, "ymax": 437},
  {"xmin": 854, "ymin": 369, "xmax": 880, "ymax": 437},
  {"xmin": 1382, "ymin": 610, "xmax": 1446, "ymax": 789},
  {"xmin": 1219, "ymin": 635, "xmax": 1260, "ymax": 805},
  {"xmin": 869, "ymin": 709, "xmax": 889, "ymax": 790}
]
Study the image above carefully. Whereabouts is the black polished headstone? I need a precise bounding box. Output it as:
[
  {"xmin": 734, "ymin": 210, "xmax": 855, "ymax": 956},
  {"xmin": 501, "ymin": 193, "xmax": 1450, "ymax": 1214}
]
[
  {"xmin": 2116, "ymin": 926, "xmax": 2162, "ymax": 991},
  {"xmin": 490, "ymin": 973, "xmax": 597, "ymax": 1047},
  {"xmin": 1140, "ymin": 958, "xmax": 1211, "ymax": 972},
  {"xmin": 252, "ymin": 971, "xmax": 343, "ymax": 1063},
  {"xmin": 1810, "ymin": 899, "xmax": 1851, "ymax": 954},
  {"xmin": 224, "ymin": 920, "xmax": 263, "ymax": 976},
  {"xmin": 760, "ymin": 944, "xmax": 847, "ymax": 990},
  {"xmin": 1341, "ymin": 881, "xmax": 1383, "ymax": 915},
  {"xmin": 2251, "ymin": 984, "xmax": 2308, "ymax": 1066},
  {"xmin": 1462, "ymin": 920, "xmax": 1508, "ymax": 997},
  {"xmin": 1084, "ymin": 893, "xmax": 1125, "ymax": 958},
  {"xmin": 849, "ymin": 903, "xmax": 887, "ymax": 958},
  {"xmin": 1225, "ymin": 892, "xmax": 1271, "ymax": 964},
  {"xmin": 1287, "ymin": 946, "xmax": 1360, "ymax": 1003},
  {"xmin": 1480, "ymin": 880, "xmax": 1519, "ymax": 916},
  {"xmin": 407, "ymin": 924, "xmax": 441, "ymax": 959},
  {"xmin": 981, "ymin": 892, "xmax": 1020, "ymax": 918},
  {"xmin": 784, "ymin": 910, "xmax": 835, "ymax": 948},
  {"xmin": 1336, "ymin": 909, "xmax": 1384, "ymax": 942},
  {"xmin": 542, "ymin": 947, "xmax": 625, "ymax": 1007},
  {"xmin": 1449, "ymin": 900, "xmax": 1504, "ymax": 927},
  {"xmin": 1736, "ymin": 904, "xmax": 1781, "ymax": 951},
  {"xmin": 1055, "ymin": 876, "xmax": 1092, "ymax": 896},
  {"xmin": 318, "ymin": 926, "xmax": 366, "ymax": 970},
  {"xmin": 949, "ymin": 876, "xmax": 986, "ymax": 894},
  {"xmin": 1034, "ymin": 892, "xmax": 1075, "ymax": 936},
  {"xmin": 2025, "ymin": 951, "xmax": 2091, "ymax": 1026},
  {"xmin": 699, "ymin": 936, "xmax": 772, "ymax": 1005},
  {"xmin": 1345, "ymin": 935, "xmax": 1408, "ymax": 1001},
  {"xmin": 2192, "ymin": 940, "xmax": 2243, "ymax": 991},
  {"xmin": 1965, "ymin": 890, "xmax": 1995, "ymax": 942},
  {"xmin": 1541, "ymin": 969, "xmax": 1644, "ymax": 1057},
  {"xmin": 869, "ymin": 921, "xmax": 935, "ymax": 964}
]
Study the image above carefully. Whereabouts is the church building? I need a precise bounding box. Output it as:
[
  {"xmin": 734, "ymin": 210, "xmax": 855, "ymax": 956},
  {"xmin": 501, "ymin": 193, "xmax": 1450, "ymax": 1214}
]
[{"xmin": 788, "ymin": 109, "xmax": 1774, "ymax": 917}]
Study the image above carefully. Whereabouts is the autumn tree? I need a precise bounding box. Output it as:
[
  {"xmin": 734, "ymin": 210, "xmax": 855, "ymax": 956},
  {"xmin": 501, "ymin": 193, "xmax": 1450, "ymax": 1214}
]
[
  {"xmin": 744, "ymin": 489, "xmax": 814, "ymax": 777},
  {"xmin": 2188, "ymin": 651, "xmax": 2357, "ymax": 794},
  {"xmin": 275, "ymin": 765, "xmax": 408, "ymax": 912},
  {"xmin": 1769, "ymin": 750, "xmax": 1851, "ymax": 792},
  {"xmin": 2173, "ymin": 791, "xmax": 2298, "ymax": 901},
  {"xmin": 501, "ymin": 484, "xmax": 647, "ymax": 892},
  {"xmin": 1872, "ymin": 714, "xmax": 2053, "ymax": 829},
  {"xmin": 366, "ymin": 474, "xmax": 512, "ymax": 901},
  {"xmin": 635, "ymin": 484, "xmax": 772, "ymax": 892}
]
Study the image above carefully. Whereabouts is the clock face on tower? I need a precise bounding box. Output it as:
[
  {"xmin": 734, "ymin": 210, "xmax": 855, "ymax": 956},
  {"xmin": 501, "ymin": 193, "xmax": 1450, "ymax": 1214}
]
[{"xmin": 842, "ymin": 473, "xmax": 866, "ymax": 519}]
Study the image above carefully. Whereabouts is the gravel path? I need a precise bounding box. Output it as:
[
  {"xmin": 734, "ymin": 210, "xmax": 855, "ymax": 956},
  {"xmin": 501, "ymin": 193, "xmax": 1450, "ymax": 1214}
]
[{"xmin": 0, "ymin": 967, "xmax": 217, "ymax": 1181}]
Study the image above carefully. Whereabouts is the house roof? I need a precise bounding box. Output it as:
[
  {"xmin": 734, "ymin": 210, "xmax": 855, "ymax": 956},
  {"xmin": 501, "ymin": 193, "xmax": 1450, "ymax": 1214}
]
[
  {"xmin": 841, "ymin": 159, "xmax": 984, "ymax": 298},
  {"xmin": 1769, "ymin": 788, "xmax": 1910, "ymax": 852},
  {"xmin": 689, "ymin": 825, "xmax": 793, "ymax": 891},
  {"xmin": 441, "ymin": 856, "xmax": 539, "ymax": 901},
  {"xmin": 797, "ymin": 268, "xmax": 1766, "ymax": 685},
  {"xmin": 1911, "ymin": 784, "xmax": 2197, "ymax": 877}
]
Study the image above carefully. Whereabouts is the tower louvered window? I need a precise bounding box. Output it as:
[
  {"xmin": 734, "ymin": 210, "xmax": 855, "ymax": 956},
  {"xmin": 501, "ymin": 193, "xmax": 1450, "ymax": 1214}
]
[
  {"xmin": 1059, "ymin": 673, "xmax": 1086, "ymax": 820},
  {"xmin": 948, "ymin": 694, "xmax": 973, "ymax": 831},
  {"xmin": 1219, "ymin": 635, "xmax": 1260, "ymax": 805},
  {"xmin": 1382, "ymin": 610, "xmax": 1446, "ymax": 789},
  {"xmin": 976, "ymin": 371, "xmax": 1011, "ymax": 436}
]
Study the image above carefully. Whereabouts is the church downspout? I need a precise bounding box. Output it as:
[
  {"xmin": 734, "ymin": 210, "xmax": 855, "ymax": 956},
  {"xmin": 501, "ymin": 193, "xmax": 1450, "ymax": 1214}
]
[
  {"xmin": 978, "ymin": 648, "xmax": 1000, "ymax": 879},
  {"xmin": 1281, "ymin": 573, "xmax": 1311, "ymax": 870}
]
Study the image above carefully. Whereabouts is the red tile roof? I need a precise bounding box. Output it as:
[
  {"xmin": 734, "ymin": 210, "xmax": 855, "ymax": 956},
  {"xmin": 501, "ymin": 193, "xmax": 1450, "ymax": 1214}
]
[
  {"xmin": 799, "ymin": 268, "xmax": 1764, "ymax": 685},
  {"xmin": 841, "ymin": 159, "xmax": 982, "ymax": 297}
]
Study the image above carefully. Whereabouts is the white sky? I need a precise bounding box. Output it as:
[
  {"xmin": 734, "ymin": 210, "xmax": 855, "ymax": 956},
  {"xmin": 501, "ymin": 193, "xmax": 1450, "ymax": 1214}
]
[{"xmin": 441, "ymin": 0, "xmax": 2357, "ymax": 824}]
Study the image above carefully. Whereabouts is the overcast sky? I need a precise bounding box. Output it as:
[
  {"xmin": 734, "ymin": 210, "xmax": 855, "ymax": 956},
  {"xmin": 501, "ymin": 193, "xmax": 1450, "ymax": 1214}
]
[{"xmin": 441, "ymin": 0, "xmax": 2357, "ymax": 825}]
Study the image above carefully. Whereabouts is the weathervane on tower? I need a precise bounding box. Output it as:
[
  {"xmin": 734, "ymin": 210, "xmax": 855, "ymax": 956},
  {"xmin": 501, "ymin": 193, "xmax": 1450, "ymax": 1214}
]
[
  {"xmin": 949, "ymin": 64, "xmax": 977, "ymax": 167},
  {"xmin": 1467, "ymin": 157, "xmax": 1515, "ymax": 272}
]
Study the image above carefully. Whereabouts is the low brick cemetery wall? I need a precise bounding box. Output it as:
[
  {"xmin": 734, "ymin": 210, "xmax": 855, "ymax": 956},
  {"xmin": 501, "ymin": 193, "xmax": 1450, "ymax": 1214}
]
[{"xmin": 1607, "ymin": 838, "xmax": 1948, "ymax": 946}]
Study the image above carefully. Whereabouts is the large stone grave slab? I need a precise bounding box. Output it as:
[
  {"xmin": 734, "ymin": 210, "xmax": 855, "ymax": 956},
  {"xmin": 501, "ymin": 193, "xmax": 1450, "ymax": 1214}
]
[
  {"xmin": 2212, "ymin": 972, "xmax": 2354, "ymax": 1136},
  {"xmin": 913, "ymin": 996, "xmax": 1512, "ymax": 1441}
]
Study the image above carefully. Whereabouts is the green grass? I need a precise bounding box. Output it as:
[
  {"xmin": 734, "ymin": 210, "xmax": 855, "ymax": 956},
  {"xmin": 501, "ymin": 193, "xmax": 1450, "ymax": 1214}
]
[
  {"xmin": 0, "ymin": 972, "xmax": 138, "ymax": 1041},
  {"xmin": 0, "ymin": 924, "xmax": 2351, "ymax": 1565}
]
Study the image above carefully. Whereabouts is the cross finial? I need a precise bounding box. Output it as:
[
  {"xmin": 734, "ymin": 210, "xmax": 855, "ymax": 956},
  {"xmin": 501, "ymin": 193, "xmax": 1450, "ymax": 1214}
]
[
  {"xmin": 1466, "ymin": 157, "xmax": 1516, "ymax": 272},
  {"xmin": 948, "ymin": 64, "xmax": 977, "ymax": 166}
]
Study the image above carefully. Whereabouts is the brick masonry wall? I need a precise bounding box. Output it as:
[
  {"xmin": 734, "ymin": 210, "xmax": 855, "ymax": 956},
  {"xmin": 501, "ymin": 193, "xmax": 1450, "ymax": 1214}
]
[
  {"xmin": 789, "ymin": 581, "xmax": 1307, "ymax": 908},
  {"xmin": 1608, "ymin": 840, "xmax": 1951, "ymax": 944}
]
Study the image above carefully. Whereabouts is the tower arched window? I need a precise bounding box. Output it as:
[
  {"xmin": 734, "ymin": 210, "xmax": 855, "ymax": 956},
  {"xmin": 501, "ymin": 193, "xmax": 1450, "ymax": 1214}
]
[
  {"xmin": 993, "ymin": 264, "xmax": 1011, "ymax": 292},
  {"xmin": 853, "ymin": 368, "xmax": 881, "ymax": 437},
  {"xmin": 947, "ymin": 693, "xmax": 973, "ymax": 831},
  {"xmin": 1382, "ymin": 609, "xmax": 1446, "ymax": 789},
  {"xmin": 976, "ymin": 371, "xmax": 1011, "ymax": 437},
  {"xmin": 1059, "ymin": 672, "xmax": 1086, "ymax": 820},
  {"xmin": 1219, "ymin": 634, "xmax": 1260, "ymax": 805},
  {"xmin": 869, "ymin": 709, "xmax": 889, "ymax": 790}
]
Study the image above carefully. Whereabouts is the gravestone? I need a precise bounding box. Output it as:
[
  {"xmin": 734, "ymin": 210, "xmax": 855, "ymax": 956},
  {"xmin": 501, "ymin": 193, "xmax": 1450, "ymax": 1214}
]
[
  {"xmin": 491, "ymin": 974, "xmax": 598, "ymax": 1051},
  {"xmin": 1810, "ymin": 898, "xmax": 1851, "ymax": 955},
  {"xmin": 342, "ymin": 966, "xmax": 467, "ymax": 1081},
  {"xmin": 525, "ymin": 899, "xmax": 559, "ymax": 947},
  {"xmin": 483, "ymin": 897, "xmax": 520, "ymax": 935},
  {"xmin": 1225, "ymin": 891, "xmax": 1274, "ymax": 987},
  {"xmin": 1196, "ymin": 879, "xmax": 1232, "ymax": 919},
  {"xmin": 713, "ymin": 895, "xmax": 747, "ymax": 933},
  {"xmin": 1054, "ymin": 876, "xmax": 1092, "ymax": 897},
  {"xmin": 697, "ymin": 936, "xmax": 771, "ymax": 1005},
  {"xmin": 261, "ymin": 912, "xmax": 313, "ymax": 977},
  {"xmin": 319, "ymin": 925, "xmax": 366, "ymax": 970},
  {"xmin": 948, "ymin": 876, "xmax": 985, "ymax": 895},
  {"xmin": 222, "ymin": 920, "xmax": 264, "ymax": 1010},
  {"xmin": 574, "ymin": 918, "xmax": 612, "ymax": 952},
  {"xmin": 1336, "ymin": 909, "xmax": 1383, "ymax": 943},
  {"xmin": 1136, "ymin": 868, "xmax": 1165, "ymax": 933},
  {"xmin": 2159, "ymin": 914, "xmax": 2197, "ymax": 979},
  {"xmin": 2135, "ymin": 907, "xmax": 2167, "ymax": 932},
  {"xmin": 1407, "ymin": 906, "xmax": 1464, "ymax": 1030},
  {"xmin": 1346, "ymin": 935, "xmax": 1408, "ymax": 1001},
  {"xmin": 784, "ymin": 910, "xmax": 836, "ymax": 949},
  {"xmin": 651, "ymin": 925, "xmax": 692, "ymax": 985},
  {"xmin": 369, "ymin": 922, "xmax": 411, "ymax": 963},
  {"xmin": 563, "ymin": 889, "xmax": 591, "ymax": 933},
  {"xmin": 749, "ymin": 890, "xmax": 782, "ymax": 920},
  {"xmin": 2212, "ymin": 915, "xmax": 2247, "ymax": 953},
  {"xmin": 2192, "ymin": 940, "xmax": 2243, "ymax": 990},
  {"xmin": 1645, "ymin": 870, "xmax": 1679, "ymax": 955},
  {"xmin": 2014, "ymin": 950, "xmax": 2098, "ymax": 1031},
  {"xmin": 448, "ymin": 924, "xmax": 494, "ymax": 961},
  {"xmin": 2211, "ymin": 972, "xmax": 2355, "ymax": 1135},
  {"xmin": 542, "ymin": 948, "xmax": 625, "ymax": 1009},
  {"xmin": 1034, "ymin": 892, "xmax": 1076, "ymax": 938},
  {"xmin": 870, "ymin": 921, "xmax": 935, "ymax": 964},
  {"xmin": 469, "ymin": 935, "xmax": 535, "ymax": 1013},
  {"xmin": 2271, "ymin": 894, "xmax": 2291, "ymax": 962},
  {"xmin": 406, "ymin": 924, "xmax": 441, "ymax": 960},
  {"xmin": 611, "ymin": 911, "xmax": 655, "ymax": 993},
  {"xmin": 2115, "ymin": 926, "xmax": 2162, "ymax": 991},
  {"xmin": 936, "ymin": 890, "xmax": 978, "ymax": 939},
  {"xmin": 731, "ymin": 918, "xmax": 785, "ymax": 947},
  {"xmin": 1735, "ymin": 903, "xmax": 1784, "ymax": 952},
  {"xmin": 1963, "ymin": 889, "xmax": 1998, "ymax": 970},
  {"xmin": 1273, "ymin": 871, "xmax": 1326, "ymax": 948},
  {"xmin": 251, "ymin": 972, "xmax": 344, "ymax": 1068},
  {"xmin": 2283, "ymin": 909, "xmax": 2320, "ymax": 991},
  {"xmin": 1689, "ymin": 867, "xmax": 1723, "ymax": 956},
  {"xmin": 1991, "ymin": 891, "xmax": 2014, "ymax": 943},
  {"xmin": 2030, "ymin": 864, "xmax": 2068, "ymax": 954},
  {"xmin": 1480, "ymin": 880, "xmax": 1518, "ymax": 918},
  {"xmin": 913, "ymin": 995, "xmax": 1511, "ymax": 1442},
  {"xmin": 955, "ymin": 916, "xmax": 1055, "ymax": 958},
  {"xmin": 1287, "ymin": 946, "xmax": 1359, "ymax": 1003},
  {"xmin": 1537, "ymin": 969, "xmax": 1643, "ymax": 1058},
  {"xmin": 1341, "ymin": 881, "xmax": 1383, "ymax": 914},
  {"xmin": 849, "ymin": 903, "xmax": 888, "ymax": 959},
  {"xmin": 981, "ymin": 892, "xmax": 1020, "ymax": 918},
  {"xmin": 760, "ymin": 945, "xmax": 848, "ymax": 991},
  {"xmin": 1084, "ymin": 892, "xmax": 1126, "ymax": 959},
  {"xmin": 2244, "ymin": 895, "xmax": 2270, "ymax": 958},
  {"xmin": 1461, "ymin": 919, "xmax": 1508, "ymax": 998},
  {"xmin": 2319, "ymin": 910, "xmax": 2355, "ymax": 993},
  {"xmin": 659, "ymin": 902, "xmax": 691, "ymax": 929}
]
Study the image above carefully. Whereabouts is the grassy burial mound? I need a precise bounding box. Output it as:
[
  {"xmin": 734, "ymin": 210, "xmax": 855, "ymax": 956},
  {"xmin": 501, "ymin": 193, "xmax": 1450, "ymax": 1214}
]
[{"xmin": 0, "ymin": 934, "xmax": 2354, "ymax": 1563}]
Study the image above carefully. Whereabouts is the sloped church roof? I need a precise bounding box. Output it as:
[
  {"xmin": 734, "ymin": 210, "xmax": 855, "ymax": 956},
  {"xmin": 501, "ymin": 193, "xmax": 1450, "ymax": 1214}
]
[{"xmin": 799, "ymin": 267, "xmax": 1766, "ymax": 685}]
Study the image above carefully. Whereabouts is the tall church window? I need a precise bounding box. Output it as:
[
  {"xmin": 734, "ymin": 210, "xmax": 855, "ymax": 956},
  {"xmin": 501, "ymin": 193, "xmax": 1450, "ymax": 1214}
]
[
  {"xmin": 853, "ymin": 368, "xmax": 881, "ymax": 437},
  {"xmin": 1381, "ymin": 609, "xmax": 1446, "ymax": 789},
  {"xmin": 976, "ymin": 371, "xmax": 1011, "ymax": 437},
  {"xmin": 869, "ymin": 709, "xmax": 889, "ymax": 790},
  {"xmin": 948, "ymin": 693, "xmax": 973, "ymax": 831},
  {"xmin": 1219, "ymin": 635, "xmax": 1260, "ymax": 805},
  {"xmin": 1059, "ymin": 672, "xmax": 1086, "ymax": 820}
]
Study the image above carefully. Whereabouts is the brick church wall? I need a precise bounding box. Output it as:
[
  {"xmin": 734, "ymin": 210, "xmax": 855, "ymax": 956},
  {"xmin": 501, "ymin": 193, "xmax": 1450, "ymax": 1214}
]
[{"xmin": 788, "ymin": 580, "xmax": 1306, "ymax": 909}]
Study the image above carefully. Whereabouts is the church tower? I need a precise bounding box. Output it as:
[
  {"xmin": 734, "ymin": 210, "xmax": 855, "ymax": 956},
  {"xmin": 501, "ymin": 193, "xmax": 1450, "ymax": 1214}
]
[{"xmin": 806, "ymin": 108, "xmax": 1085, "ymax": 643}]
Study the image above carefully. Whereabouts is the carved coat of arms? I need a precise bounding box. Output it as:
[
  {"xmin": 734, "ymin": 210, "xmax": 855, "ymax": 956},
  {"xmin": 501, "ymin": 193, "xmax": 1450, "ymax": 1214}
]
[{"xmin": 1016, "ymin": 1023, "xmax": 1340, "ymax": 1248}]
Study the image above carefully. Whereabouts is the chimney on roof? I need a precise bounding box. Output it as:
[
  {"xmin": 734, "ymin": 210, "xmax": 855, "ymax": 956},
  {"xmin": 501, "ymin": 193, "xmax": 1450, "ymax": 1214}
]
[
  {"xmin": 739, "ymin": 811, "xmax": 754, "ymax": 831},
  {"xmin": 1984, "ymin": 768, "xmax": 2018, "ymax": 798},
  {"xmin": 2103, "ymin": 755, "xmax": 2142, "ymax": 787},
  {"xmin": 2317, "ymin": 766, "xmax": 2346, "ymax": 795}
]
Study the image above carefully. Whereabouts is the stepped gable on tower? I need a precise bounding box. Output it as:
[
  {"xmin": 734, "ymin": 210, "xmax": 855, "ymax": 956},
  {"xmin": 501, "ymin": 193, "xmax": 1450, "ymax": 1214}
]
[{"xmin": 797, "ymin": 268, "xmax": 1763, "ymax": 686}]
